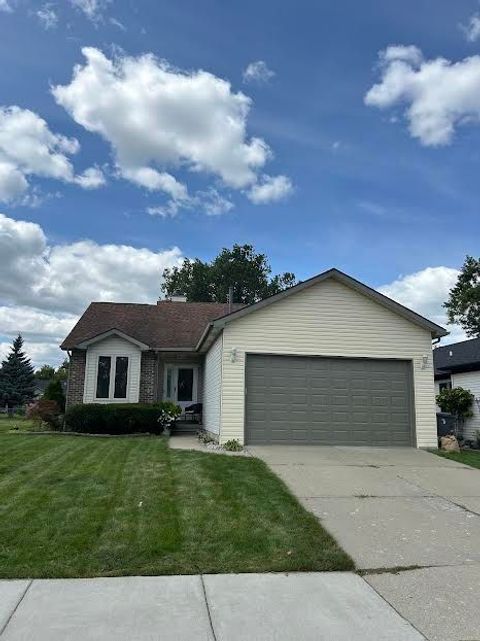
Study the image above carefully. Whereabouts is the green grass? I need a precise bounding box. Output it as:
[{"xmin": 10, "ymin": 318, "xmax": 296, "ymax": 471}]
[
  {"xmin": 0, "ymin": 417, "xmax": 39, "ymax": 433},
  {"xmin": 0, "ymin": 433, "xmax": 353, "ymax": 578},
  {"xmin": 433, "ymin": 449, "xmax": 480, "ymax": 469}
]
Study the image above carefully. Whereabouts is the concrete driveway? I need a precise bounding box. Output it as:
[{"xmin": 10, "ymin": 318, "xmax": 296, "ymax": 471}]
[{"xmin": 250, "ymin": 445, "xmax": 480, "ymax": 641}]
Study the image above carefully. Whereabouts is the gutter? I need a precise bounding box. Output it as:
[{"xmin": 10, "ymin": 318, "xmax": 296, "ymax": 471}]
[{"xmin": 195, "ymin": 322, "xmax": 214, "ymax": 352}]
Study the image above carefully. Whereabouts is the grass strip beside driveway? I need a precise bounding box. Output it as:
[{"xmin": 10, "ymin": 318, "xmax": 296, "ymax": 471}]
[
  {"xmin": 0, "ymin": 434, "xmax": 353, "ymax": 578},
  {"xmin": 433, "ymin": 449, "xmax": 480, "ymax": 469}
]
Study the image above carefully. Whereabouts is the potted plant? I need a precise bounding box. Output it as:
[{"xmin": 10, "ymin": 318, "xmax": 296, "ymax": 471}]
[{"xmin": 157, "ymin": 402, "xmax": 182, "ymax": 436}]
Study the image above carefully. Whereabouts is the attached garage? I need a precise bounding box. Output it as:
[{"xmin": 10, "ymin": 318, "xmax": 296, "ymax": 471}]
[
  {"xmin": 245, "ymin": 354, "xmax": 414, "ymax": 446},
  {"xmin": 199, "ymin": 268, "xmax": 448, "ymax": 448}
]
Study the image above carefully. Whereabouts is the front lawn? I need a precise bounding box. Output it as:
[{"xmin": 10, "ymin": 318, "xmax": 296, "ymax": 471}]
[
  {"xmin": 0, "ymin": 434, "xmax": 353, "ymax": 578},
  {"xmin": 433, "ymin": 449, "xmax": 480, "ymax": 469},
  {"xmin": 0, "ymin": 416, "xmax": 39, "ymax": 433}
]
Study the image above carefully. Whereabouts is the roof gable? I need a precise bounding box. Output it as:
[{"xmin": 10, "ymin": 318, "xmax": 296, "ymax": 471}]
[
  {"xmin": 76, "ymin": 329, "xmax": 150, "ymax": 350},
  {"xmin": 197, "ymin": 268, "xmax": 447, "ymax": 350}
]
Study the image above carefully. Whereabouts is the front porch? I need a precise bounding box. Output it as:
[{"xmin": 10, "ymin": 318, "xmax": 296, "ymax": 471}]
[{"xmin": 155, "ymin": 352, "xmax": 204, "ymax": 430}]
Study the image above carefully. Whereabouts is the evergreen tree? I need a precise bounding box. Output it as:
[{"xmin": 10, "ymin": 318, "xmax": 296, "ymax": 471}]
[{"xmin": 0, "ymin": 335, "xmax": 35, "ymax": 408}]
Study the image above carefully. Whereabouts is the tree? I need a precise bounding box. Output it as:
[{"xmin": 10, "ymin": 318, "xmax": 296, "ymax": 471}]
[
  {"xmin": 35, "ymin": 364, "xmax": 56, "ymax": 380},
  {"xmin": 436, "ymin": 387, "xmax": 474, "ymax": 435},
  {"xmin": 162, "ymin": 244, "xmax": 297, "ymax": 305},
  {"xmin": 444, "ymin": 256, "xmax": 480, "ymax": 337},
  {"xmin": 0, "ymin": 335, "xmax": 35, "ymax": 408},
  {"xmin": 55, "ymin": 358, "xmax": 69, "ymax": 383},
  {"xmin": 43, "ymin": 379, "xmax": 66, "ymax": 413}
]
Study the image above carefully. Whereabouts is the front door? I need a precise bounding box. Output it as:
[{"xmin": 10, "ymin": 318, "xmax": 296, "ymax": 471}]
[{"xmin": 164, "ymin": 365, "xmax": 199, "ymax": 411}]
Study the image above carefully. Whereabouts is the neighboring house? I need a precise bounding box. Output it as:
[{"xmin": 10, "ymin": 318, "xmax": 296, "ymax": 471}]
[
  {"xmin": 434, "ymin": 338, "xmax": 480, "ymax": 441},
  {"xmin": 61, "ymin": 268, "xmax": 446, "ymax": 447},
  {"xmin": 33, "ymin": 379, "xmax": 67, "ymax": 399}
]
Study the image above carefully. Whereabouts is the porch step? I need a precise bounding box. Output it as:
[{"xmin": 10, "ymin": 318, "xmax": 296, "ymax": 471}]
[{"xmin": 172, "ymin": 421, "xmax": 200, "ymax": 435}]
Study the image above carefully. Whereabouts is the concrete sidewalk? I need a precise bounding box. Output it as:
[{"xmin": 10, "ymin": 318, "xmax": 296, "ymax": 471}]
[{"xmin": 0, "ymin": 573, "xmax": 424, "ymax": 641}]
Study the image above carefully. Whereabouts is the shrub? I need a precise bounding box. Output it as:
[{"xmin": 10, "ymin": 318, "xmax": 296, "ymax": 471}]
[
  {"xmin": 64, "ymin": 402, "xmax": 181, "ymax": 435},
  {"xmin": 436, "ymin": 387, "xmax": 474, "ymax": 421},
  {"xmin": 26, "ymin": 399, "xmax": 61, "ymax": 430},
  {"xmin": 198, "ymin": 430, "xmax": 216, "ymax": 444},
  {"xmin": 43, "ymin": 379, "xmax": 66, "ymax": 412},
  {"xmin": 223, "ymin": 438, "xmax": 243, "ymax": 452}
]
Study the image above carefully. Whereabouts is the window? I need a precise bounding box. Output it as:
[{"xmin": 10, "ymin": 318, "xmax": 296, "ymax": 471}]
[
  {"xmin": 114, "ymin": 357, "xmax": 129, "ymax": 398},
  {"xmin": 439, "ymin": 381, "xmax": 452, "ymax": 393},
  {"xmin": 96, "ymin": 356, "xmax": 111, "ymax": 398},
  {"xmin": 95, "ymin": 356, "xmax": 129, "ymax": 400}
]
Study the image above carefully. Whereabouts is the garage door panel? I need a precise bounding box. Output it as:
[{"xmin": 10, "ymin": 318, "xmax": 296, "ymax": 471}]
[{"xmin": 245, "ymin": 355, "xmax": 413, "ymax": 446}]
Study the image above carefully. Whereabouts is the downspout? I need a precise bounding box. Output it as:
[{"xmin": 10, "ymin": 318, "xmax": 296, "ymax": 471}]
[{"xmin": 63, "ymin": 350, "xmax": 72, "ymax": 431}]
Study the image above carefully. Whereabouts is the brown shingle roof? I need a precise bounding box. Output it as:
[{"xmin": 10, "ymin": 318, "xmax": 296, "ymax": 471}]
[{"xmin": 60, "ymin": 301, "xmax": 243, "ymax": 350}]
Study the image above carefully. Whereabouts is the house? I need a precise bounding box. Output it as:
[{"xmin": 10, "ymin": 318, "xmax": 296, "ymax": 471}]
[
  {"xmin": 33, "ymin": 379, "xmax": 67, "ymax": 399},
  {"xmin": 61, "ymin": 268, "xmax": 447, "ymax": 447},
  {"xmin": 434, "ymin": 337, "xmax": 480, "ymax": 441}
]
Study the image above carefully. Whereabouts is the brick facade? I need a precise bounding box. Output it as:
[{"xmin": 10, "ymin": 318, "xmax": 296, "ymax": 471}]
[
  {"xmin": 139, "ymin": 351, "xmax": 158, "ymax": 404},
  {"xmin": 65, "ymin": 349, "xmax": 86, "ymax": 409},
  {"xmin": 65, "ymin": 349, "xmax": 204, "ymax": 407}
]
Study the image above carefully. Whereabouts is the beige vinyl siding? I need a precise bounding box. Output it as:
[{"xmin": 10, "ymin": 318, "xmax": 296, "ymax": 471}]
[
  {"xmin": 202, "ymin": 334, "xmax": 223, "ymax": 435},
  {"xmin": 220, "ymin": 278, "xmax": 437, "ymax": 447},
  {"xmin": 451, "ymin": 372, "xmax": 480, "ymax": 440},
  {"xmin": 84, "ymin": 335, "xmax": 142, "ymax": 403}
]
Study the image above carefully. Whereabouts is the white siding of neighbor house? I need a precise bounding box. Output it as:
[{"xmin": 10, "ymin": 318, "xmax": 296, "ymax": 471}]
[
  {"xmin": 451, "ymin": 371, "xmax": 480, "ymax": 441},
  {"xmin": 434, "ymin": 377, "xmax": 451, "ymax": 411},
  {"xmin": 219, "ymin": 277, "xmax": 437, "ymax": 447},
  {"xmin": 83, "ymin": 335, "xmax": 142, "ymax": 403},
  {"xmin": 202, "ymin": 334, "xmax": 223, "ymax": 435}
]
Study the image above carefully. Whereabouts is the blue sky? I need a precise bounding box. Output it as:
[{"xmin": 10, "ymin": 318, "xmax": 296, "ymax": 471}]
[{"xmin": 0, "ymin": 0, "xmax": 479, "ymax": 364}]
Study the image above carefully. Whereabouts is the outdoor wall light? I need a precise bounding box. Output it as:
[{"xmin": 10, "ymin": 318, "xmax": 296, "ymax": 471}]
[
  {"xmin": 230, "ymin": 348, "xmax": 237, "ymax": 363},
  {"xmin": 421, "ymin": 354, "xmax": 428, "ymax": 369}
]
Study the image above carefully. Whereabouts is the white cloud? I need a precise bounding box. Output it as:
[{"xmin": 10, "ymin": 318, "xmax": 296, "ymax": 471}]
[
  {"xmin": 37, "ymin": 4, "xmax": 58, "ymax": 29},
  {"xmin": 122, "ymin": 167, "xmax": 187, "ymax": 200},
  {"xmin": 243, "ymin": 60, "xmax": 275, "ymax": 84},
  {"xmin": 461, "ymin": 13, "xmax": 480, "ymax": 42},
  {"xmin": 378, "ymin": 266, "xmax": 465, "ymax": 343},
  {"xmin": 365, "ymin": 45, "xmax": 480, "ymax": 146},
  {"xmin": 0, "ymin": 212, "xmax": 184, "ymax": 365},
  {"xmin": 52, "ymin": 47, "xmax": 290, "ymax": 210},
  {"xmin": 69, "ymin": 0, "xmax": 110, "ymax": 21},
  {"xmin": 0, "ymin": 339, "xmax": 66, "ymax": 368},
  {"xmin": 147, "ymin": 187, "xmax": 233, "ymax": 217},
  {"xmin": 0, "ymin": 0, "xmax": 12, "ymax": 13},
  {"xmin": 74, "ymin": 166, "xmax": 106, "ymax": 189},
  {"xmin": 0, "ymin": 160, "xmax": 28, "ymax": 201},
  {"xmin": 381, "ymin": 45, "xmax": 423, "ymax": 66},
  {"xmin": 0, "ymin": 106, "xmax": 104, "ymax": 202},
  {"xmin": 109, "ymin": 16, "xmax": 126, "ymax": 31},
  {"xmin": 247, "ymin": 174, "xmax": 293, "ymax": 204}
]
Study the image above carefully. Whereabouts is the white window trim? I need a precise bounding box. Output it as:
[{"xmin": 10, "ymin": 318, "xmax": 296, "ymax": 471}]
[{"xmin": 94, "ymin": 354, "xmax": 131, "ymax": 402}]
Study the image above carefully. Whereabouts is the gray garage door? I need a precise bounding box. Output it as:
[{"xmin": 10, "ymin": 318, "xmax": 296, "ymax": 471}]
[{"xmin": 245, "ymin": 355, "xmax": 414, "ymax": 446}]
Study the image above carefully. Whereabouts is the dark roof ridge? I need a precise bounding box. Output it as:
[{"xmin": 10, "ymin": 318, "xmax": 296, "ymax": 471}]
[{"xmin": 435, "ymin": 336, "xmax": 479, "ymax": 351}]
